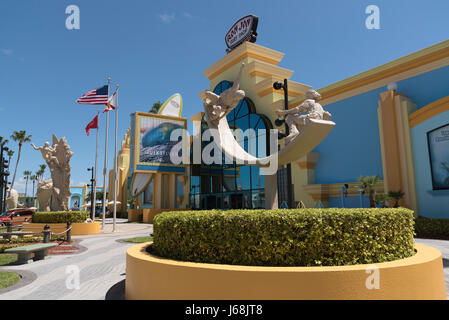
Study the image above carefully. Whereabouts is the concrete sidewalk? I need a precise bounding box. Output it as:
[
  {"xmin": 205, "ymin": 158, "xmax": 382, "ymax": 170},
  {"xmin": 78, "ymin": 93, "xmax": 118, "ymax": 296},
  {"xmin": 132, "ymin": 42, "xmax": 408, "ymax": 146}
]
[{"xmin": 0, "ymin": 219, "xmax": 152, "ymax": 300}]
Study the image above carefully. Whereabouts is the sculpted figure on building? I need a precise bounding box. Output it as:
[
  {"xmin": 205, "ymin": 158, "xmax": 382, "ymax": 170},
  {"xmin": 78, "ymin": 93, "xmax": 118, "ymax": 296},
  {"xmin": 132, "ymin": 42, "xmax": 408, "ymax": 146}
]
[
  {"xmin": 200, "ymin": 64, "xmax": 246, "ymax": 125},
  {"xmin": 276, "ymin": 89, "xmax": 332, "ymax": 144}
]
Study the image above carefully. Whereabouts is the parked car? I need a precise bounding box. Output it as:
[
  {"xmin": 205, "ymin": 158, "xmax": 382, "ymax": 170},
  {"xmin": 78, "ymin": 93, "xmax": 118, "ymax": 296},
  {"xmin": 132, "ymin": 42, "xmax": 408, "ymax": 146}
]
[{"xmin": 0, "ymin": 208, "xmax": 35, "ymax": 226}]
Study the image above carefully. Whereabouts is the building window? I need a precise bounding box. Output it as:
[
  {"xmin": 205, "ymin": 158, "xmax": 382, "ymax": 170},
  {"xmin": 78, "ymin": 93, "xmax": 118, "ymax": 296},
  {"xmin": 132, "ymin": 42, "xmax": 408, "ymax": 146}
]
[{"xmin": 143, "ymin": 180, "xmax": 154, "ymax": 208}]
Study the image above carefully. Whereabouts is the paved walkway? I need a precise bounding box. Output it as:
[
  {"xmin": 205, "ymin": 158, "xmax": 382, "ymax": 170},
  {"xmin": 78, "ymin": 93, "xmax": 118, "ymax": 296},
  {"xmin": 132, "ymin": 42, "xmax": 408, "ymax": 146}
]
[
  {"xmin": 0, "ymin": 225, "xmax": 447, "ymax": 299},
  {"xmin": 415, "ymin": 238, "xmax": 449, "ymax": 298},
  {"xmin": 0, "ymin": 219, "xmax": 152, "ymax": 300}
]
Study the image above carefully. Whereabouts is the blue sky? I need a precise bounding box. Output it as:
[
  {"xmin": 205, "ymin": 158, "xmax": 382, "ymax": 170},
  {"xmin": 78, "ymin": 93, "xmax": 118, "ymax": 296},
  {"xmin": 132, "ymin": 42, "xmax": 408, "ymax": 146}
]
[{"xmin": 1, "ymin": 0, "xmax": 449, "ymax": 194}]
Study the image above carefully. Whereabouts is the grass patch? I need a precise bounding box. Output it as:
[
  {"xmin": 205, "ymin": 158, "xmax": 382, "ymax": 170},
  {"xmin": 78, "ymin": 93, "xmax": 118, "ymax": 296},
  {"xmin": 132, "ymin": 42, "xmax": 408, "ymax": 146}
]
[
  {"xmin": 122, "ymin": 236, "xmax": 153, "ymax": 243},
  {"xmin": 0, "ymin": 271, "xmax": 20, "ymax": 289},
  {"xmin": 0, "ymin": 254, "xmax": 18, "ymax": 266}
]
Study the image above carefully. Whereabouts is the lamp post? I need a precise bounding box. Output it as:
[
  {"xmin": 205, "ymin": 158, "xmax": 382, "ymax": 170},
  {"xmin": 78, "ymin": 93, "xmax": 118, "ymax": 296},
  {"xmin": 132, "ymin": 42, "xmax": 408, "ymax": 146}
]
[
  {"xmin": 273, "ymin": 79, "xmax": 294, "ymax": 209},
  {"xmin": 0, "ymin": 145, "xmax": 9, "ymax": 213},
  {"xmin": 87, "ymin": 167, "xmax": 95, "ymax": 220}
]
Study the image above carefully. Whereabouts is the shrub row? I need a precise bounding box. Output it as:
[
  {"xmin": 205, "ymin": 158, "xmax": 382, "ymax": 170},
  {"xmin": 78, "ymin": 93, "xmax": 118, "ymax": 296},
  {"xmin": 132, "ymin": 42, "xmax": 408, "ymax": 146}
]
[
  {"xmin": 415, "ymin": 217, "xmax": 449, "ymax": 239},
  {"xmin": 152, "ymin": 208, "xmax": 415, "ymax": 267},
  {"xmin": 32, "ymin": 211, "xmax": 89, "ymax": 223}
]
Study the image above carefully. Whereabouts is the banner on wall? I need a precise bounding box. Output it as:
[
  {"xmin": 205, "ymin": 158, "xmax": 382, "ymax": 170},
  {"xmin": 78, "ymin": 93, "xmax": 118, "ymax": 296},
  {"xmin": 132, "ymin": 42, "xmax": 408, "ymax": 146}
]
[
  {"xmin": 135, "ymin": 113, "xmax": 187, "ymax": 170},
  {"xmin": 427, "ymin": 123, "xmax": 449, "ymax": 190}
]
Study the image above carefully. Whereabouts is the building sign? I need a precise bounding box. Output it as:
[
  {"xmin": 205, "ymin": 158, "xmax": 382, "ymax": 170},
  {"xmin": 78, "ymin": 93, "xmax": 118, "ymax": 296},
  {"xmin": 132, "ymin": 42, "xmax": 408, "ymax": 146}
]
[
  {"xmin": 427, "ymin": 123, "xmax": 449, "ymax": 190},
  {"xmin": 134, "ymin": 112, "xmax": 187, "ymax": 172},
  {"xmin": 225, "ymin": 15, "xmax": 258, "ymax": 52}
]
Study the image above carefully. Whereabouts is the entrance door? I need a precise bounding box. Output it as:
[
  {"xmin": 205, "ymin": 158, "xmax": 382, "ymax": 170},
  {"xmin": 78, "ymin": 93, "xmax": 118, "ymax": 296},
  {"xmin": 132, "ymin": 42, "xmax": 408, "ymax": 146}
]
[
  {"xmin": 230, "ymin": 194, "xmax": 243, "ymax": 209},
  {"xmin": 206, "ymin": 196, "xmax": 216, "ymax": 210}
]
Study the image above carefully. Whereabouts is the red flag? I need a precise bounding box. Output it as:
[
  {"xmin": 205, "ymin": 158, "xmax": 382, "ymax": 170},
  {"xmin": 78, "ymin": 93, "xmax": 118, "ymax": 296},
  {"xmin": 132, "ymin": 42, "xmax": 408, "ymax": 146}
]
[{"xmin": 85, "ymin": 115, "xmax": 99, "ymax": 136}]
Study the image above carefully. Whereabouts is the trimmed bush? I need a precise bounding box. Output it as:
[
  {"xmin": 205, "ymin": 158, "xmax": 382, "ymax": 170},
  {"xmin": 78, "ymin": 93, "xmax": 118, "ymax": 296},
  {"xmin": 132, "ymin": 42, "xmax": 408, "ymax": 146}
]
[
  {"xmin": 152, "ymin": 208, "xmax": 415, "ymax": 267},
  {"xmin": 32, "ymin": 211, "xmax": 89, "ymax": 223},
  {"xmin": 415, "ymin": 217, "xmax": 449, "ymax": 239}
]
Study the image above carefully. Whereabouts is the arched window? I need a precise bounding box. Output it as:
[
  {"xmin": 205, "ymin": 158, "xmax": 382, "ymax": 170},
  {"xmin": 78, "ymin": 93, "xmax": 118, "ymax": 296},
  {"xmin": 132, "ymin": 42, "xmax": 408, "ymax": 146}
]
[{"xmin": 190, "ymin": 80, "xmax": 273, "ymax": 210}]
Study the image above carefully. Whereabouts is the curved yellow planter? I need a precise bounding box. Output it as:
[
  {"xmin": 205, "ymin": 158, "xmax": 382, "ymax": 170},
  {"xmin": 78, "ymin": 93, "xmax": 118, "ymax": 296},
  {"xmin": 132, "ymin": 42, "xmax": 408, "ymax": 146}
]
[
  {"xmin": 126, "ymin": 243, "xmax": 447, "ymax": 300},
  {"xmin": 23, "ymin": 222, "xmax": 101, "ymax": 236}
]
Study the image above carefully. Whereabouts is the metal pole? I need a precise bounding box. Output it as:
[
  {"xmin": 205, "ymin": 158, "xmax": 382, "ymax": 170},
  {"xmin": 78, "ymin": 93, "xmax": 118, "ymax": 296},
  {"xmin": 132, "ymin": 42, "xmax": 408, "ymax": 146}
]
[
  {"xmin": 102, "ymin": 78, "xmax": 111, "ymax": 229},
  {"xmin": 92, "ymin": 111, "xmax": 100, "ymax": 221},
  {"xmin": 113, "ymin": 85, "xmax": 119, "ymax": 232},
  {"xmin": 283, "ymin": 79, "xmax": 294, "ymax": 209},
  {"xmin": 0, "ymin": 146, "xmax": 4, "ymax": 212}
]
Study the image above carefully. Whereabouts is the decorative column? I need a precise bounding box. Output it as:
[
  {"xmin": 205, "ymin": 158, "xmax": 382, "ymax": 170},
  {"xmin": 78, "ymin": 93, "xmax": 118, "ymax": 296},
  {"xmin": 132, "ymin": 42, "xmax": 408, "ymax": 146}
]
[{"xmin": 378, "ymin": 90, "xmax": 418, "ymax": 213}]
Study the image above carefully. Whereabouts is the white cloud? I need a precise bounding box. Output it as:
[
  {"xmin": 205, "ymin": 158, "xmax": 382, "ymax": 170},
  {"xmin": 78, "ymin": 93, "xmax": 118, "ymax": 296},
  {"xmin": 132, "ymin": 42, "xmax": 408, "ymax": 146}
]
[
  {"xmin": 183, "ymin": 12, "xmax": 192, "ymax": 18},
  {"xmin": 159, "ymin": 13, "xmax": 175, "ymax": 23},
  {"xmin": 0, "ymin": 48, "xmax": 13, "ymax": 56}
]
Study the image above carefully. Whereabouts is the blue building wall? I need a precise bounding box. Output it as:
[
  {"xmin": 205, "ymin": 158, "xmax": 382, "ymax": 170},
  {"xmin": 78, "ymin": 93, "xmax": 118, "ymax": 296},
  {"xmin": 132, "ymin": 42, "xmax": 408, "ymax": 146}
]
[
  {"xmin": 396, "ymin": 64, "xmax": 449, "ymax": 108},
  {"xmin": 314, "ymin": 88, "xmax": 385, "ymax": 185},
  {"xmin": 313, "ymin": 64, "xmax": 449, "ymax": 212}
]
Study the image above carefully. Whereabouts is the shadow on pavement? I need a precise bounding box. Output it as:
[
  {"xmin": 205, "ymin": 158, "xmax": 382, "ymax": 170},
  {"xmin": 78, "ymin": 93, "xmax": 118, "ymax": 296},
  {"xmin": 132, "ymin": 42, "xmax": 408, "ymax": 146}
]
[{"xmin": 105, "ymin": 279, "xmax": 125, "ymax": 300}]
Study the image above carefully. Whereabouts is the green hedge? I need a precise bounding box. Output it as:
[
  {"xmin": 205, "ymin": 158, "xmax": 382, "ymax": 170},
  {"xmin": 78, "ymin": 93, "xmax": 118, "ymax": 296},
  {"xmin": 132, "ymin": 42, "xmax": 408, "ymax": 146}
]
[
  {"xmin": 415, "ymin": 217, "xmax": 449, "ymax": 239},
  {"xmin": 32, "ymin": 211, "xmax": 89, "ymax": 223},
  {"xmin": 152, "ymin": 208, "xmax": 415, "ymax": 267}
]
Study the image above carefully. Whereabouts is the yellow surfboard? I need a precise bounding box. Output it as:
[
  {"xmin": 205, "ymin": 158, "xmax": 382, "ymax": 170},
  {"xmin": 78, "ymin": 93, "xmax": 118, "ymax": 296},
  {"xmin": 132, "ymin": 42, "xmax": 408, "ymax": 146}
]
[{"xmin": 158, "ymin": 93, "xmax": 183, "ymax": 117}]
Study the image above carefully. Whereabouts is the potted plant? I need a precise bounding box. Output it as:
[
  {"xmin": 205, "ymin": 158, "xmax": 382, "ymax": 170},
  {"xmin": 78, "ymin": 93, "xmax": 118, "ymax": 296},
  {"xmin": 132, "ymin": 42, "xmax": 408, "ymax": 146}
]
[
  {"xmin": 388, "ymin": 190, "xmax": 405, "ymax": 208},
  {"xmin": 357, "ymin": 175, "xmax": 381, "ymax": 208}
]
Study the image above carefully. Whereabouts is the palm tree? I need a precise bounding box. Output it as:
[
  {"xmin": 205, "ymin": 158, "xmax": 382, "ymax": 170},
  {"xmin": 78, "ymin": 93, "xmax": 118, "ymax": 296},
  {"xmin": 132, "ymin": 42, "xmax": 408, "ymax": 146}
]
[
  {"xmin": 357, "ymin": 175, "xmax": 381, "ymax": 208},
  {"xmin": 0, "ymin": 136, "xmax": 8, "ymax": 147},
  {"xmin": 23, "ymin": 170, "xmax": 31, "ymax": 197},
  {"xmin": 30, "ymin": 175, "xmax": 37, "ymax": 198},
  {"xmin": 374, "ymin": 193, "xmax": 391, "ymax": 208},
  {"xmin": 388, "ymin": 190, "xmax": 405, "ymax": 208},
  {"xmin": 9, "ymin": 130, "xmax": 32, "ymax": 192},
  {"xmin": 7, "ymin": 149, "xmax": 14, "ymax": 166},
  {"xmin": 149, "ymin": 101, "xmax": 163, "ymax": 114},
  {"xmin": 36, "ymin": 164, "xmax": 46, "ymax": 181}
]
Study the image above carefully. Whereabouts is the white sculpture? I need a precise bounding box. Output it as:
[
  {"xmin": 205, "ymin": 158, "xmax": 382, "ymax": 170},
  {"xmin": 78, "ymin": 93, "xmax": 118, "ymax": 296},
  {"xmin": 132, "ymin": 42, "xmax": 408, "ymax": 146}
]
[
  {"xmin": 199, "ymin": 64, "xmax": 245, "ymax": 124},
  {"xmin": 276, "ymin": 89, "xmax": 332, "ymax": 144},
  {"xmin": 36, "ymin": 179, "xmax": 53, "ymax": 212},
  {"xmin": 5, "ymin": 188, "xmax": 21, "ymax": 210},
  {"xmin": 32, "ymin": 135, "xmax": 73, "ymax": 211}
]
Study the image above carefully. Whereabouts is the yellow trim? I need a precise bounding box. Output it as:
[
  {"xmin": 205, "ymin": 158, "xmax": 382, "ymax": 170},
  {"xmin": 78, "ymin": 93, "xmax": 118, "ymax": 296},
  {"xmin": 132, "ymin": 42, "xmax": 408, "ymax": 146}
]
[
  {"xmin": 246, "ymin": 60, "xmax": 294, "ymax": 80},
  {"xmin": 287, "ymin": 39, "xmax": 449, "ymax": 108},
  {"xmin": 126, "ymin": 242, "xmax": 447, "ymax": 300},
  {"xmin": 303, "ymin": 180, "xmax": 385, "ymax": 200},
  {"xmin": 409, "ymin": 95, "xmax": 449, "ymax": 127},
  {"xmin": 22, "ymin": 222, "xmax": 100, "ymax": 236},
  {"xmin": 258, "ymin": 87, "xmax": 302, "ymax": 98},
  {"xmin": 204, "ymin": 42, "xmax": 285, "ymax": 80},
  {"xmin": 318, "ymin": 40, "xmax": 449, "ymax": 101}
]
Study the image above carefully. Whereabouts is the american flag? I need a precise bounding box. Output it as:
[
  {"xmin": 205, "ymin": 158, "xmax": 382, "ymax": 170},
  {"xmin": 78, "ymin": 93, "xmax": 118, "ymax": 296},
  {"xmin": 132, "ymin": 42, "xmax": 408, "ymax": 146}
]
[{"xmin": 76, "ymin": 85, "xmax": 109, "ymax": 105}]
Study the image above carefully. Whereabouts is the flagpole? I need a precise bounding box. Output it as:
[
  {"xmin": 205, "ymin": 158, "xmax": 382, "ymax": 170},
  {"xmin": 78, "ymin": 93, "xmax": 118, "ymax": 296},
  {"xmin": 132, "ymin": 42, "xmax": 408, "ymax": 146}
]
[
  {"xmin": 92, "ymin": 110, "xmax": 100, "ymax": 221},
  {"xmin": 113, "ymin": 84, "xmax": 119, "ymax": 232},
  {"xmin": 102, "ymin": 77, "xmax": 111, "ymax": 229}
]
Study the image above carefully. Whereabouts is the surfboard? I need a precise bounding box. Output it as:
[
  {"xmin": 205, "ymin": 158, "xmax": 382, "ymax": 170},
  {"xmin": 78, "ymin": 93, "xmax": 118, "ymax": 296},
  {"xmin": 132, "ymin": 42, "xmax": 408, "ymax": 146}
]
[
  {"xmin": 158, "ymin": 93, "xmax": 183, "ymax": 117},
  {"xmin": 130, "ymin": 172, "xmax": 154, "ymax": 197}
]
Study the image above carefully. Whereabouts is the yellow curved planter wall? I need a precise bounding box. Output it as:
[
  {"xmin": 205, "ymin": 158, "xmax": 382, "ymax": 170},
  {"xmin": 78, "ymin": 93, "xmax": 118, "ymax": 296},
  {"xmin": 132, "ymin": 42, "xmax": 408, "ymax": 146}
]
[
  {"xmin": 23, "ymin": 222, "xmax": 101, "ymax": 236},
  {"xmin": 126, "ymin": 243, "xmax": 446, "ymax": 300}
]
